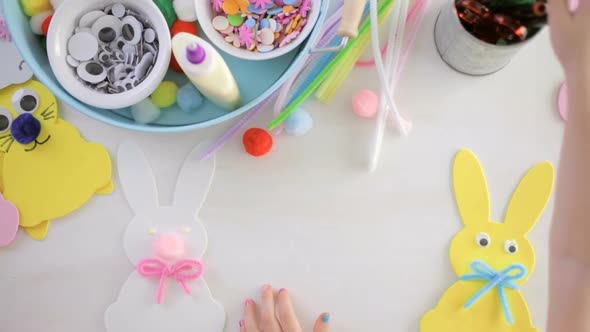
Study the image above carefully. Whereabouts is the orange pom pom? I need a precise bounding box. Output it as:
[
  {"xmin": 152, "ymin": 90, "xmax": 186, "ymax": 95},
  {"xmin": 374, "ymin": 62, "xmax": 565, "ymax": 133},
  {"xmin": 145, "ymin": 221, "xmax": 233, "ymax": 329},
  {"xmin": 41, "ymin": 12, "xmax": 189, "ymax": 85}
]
[
  {"xmin": 171, "ymin": 20, "xmax": 198, "ymax": 36},
  {"xmin": 243, "ymin": 128, "xmax": 273, "ymax": 157},
  {"xmin": 169, "ymin": 56, "xmax": 182, "ymax": 73},
  {"xmin": 41, "ymin": 14, "xmax": 52, "ymax": 36}
]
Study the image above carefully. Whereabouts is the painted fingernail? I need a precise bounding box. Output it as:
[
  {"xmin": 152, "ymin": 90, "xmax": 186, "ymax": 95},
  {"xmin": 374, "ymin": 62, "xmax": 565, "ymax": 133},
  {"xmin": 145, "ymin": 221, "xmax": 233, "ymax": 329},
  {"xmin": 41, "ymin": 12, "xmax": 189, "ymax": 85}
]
[
  {"xmin": 245, "ymin": 299, "xmax": 252, "ymax": 307},
  {"xmin": 262, "ymin": 284, "xmax": 271, "ymax": 291},
  {"xmin": 239, "ymin": 320, "xmax": 245, "ymax": 328},
  {"xmin": 279, "ymin": 288, "xmax": 286, "ymax": 294},
  {"xmin": 322, "ymin": 313, "xmax": 330, "ymax": 323}
]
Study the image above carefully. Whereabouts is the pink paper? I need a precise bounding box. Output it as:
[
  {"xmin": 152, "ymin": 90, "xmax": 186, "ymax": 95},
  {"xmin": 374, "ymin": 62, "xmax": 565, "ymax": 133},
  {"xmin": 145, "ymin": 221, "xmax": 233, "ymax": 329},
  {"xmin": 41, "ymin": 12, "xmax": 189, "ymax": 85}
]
[{"xmin": 0, "ymin": 193, "xmax": 19, "ymax": 247}]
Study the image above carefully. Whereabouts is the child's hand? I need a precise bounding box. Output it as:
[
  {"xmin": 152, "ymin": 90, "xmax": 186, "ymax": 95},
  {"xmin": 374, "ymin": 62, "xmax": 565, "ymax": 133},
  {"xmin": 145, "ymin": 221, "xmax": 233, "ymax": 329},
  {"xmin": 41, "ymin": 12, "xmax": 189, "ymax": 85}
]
[
  {"xmin": 240, "ymin": 285, "xmax": 330, "ymax": 332},
  {"xmin": 548, "ymin": 0, "xmax": 590, "ymax": 83}
]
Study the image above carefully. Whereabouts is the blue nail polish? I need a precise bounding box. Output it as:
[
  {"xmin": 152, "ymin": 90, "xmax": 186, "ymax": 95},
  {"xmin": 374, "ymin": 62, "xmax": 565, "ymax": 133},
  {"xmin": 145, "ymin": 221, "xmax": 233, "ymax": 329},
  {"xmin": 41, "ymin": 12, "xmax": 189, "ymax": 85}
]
[{"xmin": 322, "ymin": 314, "xmax": 330, "ymax": 323}]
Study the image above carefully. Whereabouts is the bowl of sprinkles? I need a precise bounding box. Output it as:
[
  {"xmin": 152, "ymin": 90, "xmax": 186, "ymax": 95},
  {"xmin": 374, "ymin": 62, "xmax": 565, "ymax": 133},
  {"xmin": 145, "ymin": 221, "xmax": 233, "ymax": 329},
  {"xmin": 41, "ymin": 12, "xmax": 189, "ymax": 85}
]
[{"xmin": 196, "ymin": 0, "xmax": 320, "ymax": 60}]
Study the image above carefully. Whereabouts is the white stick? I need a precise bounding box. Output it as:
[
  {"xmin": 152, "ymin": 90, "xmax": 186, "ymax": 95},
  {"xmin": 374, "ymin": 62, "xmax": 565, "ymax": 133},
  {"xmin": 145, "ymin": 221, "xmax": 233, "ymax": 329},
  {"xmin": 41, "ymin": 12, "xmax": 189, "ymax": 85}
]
[{"xmin": 368, "ymin": 0, "xmax": 409, "ymax": 172}]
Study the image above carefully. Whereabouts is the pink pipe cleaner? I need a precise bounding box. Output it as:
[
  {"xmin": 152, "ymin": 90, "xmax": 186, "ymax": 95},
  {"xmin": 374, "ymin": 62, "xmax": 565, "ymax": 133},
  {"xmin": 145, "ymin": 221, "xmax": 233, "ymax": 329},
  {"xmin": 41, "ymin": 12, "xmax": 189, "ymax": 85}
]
[
  {"xmin": 355, "ymin": 0, "xmax": 430, "ymax": 69},
  {"xmin": 137, "ymin": 258, "xmax": 204, "ymax": 304}
]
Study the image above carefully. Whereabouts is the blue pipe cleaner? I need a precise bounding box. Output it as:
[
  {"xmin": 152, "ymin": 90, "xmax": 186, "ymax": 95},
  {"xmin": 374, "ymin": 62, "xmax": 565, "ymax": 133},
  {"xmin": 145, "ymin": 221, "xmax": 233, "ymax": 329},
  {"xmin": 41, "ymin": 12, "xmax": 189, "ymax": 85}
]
[
  {"xmin": 459, "ymin": 260, "xmax": 528, "ymax": 324},
  {"xmin": 287, "ymin": 0, "xmax": 371, "ymax": 106},
  {"xmin": 11, "ymin": 113, "xmax": 41, "ymax": 145},
  {"xmin": 287, "ymin": 36, "xmax": 342, "ymax": 105}
]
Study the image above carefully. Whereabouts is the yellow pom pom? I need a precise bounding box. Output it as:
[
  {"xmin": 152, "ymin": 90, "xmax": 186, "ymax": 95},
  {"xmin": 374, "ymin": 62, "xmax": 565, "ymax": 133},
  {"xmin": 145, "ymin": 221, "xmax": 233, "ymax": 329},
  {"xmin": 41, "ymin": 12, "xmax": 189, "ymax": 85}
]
[
  {"xmin": 21, "ymin": 0, "xmax": 52, "ymax": 17},
  {"xmin": 150, "ymin": 81, "xmax": 178, "ymax": 108}
]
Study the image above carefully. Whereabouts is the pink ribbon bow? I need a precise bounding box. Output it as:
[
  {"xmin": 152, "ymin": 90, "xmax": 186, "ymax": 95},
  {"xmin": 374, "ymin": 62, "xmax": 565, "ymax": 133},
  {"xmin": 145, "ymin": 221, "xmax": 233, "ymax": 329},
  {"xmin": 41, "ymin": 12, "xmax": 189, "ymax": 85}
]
[{"xmin": 136, "ymin": 258, "xmax": 204, "ymax": 304}]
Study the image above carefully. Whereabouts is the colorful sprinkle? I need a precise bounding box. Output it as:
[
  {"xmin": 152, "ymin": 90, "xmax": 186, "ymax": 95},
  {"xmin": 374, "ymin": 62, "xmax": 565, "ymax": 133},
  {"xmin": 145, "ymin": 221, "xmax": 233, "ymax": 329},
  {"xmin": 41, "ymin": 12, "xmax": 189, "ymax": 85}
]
[
  {"xmin": 228, "ymin": 13, "xmax": 244, "ymax": 26},
  {"xmin": 209, "ymin": 0, "xmax": 311, "ymax": 53},
  {"xmin": 212, "ymin": 16, "xmax": 230, "ymax": 30}
]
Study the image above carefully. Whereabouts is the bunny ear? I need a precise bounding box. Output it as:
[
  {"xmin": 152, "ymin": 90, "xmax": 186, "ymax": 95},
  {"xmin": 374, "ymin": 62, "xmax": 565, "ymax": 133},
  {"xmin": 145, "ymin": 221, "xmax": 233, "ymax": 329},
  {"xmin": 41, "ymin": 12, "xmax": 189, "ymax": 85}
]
[
  {"xmin": 504, "ymin": 161, "xmax": 554, "ymax": 235},
  {"xmin": 117, "ymin": 142, "xmax": 159, "ymax": 214},
  {"xmin": 173, "ymin": 143, "xmax": 215, "ymax": 216},
  {"xmin": 453, "ymin": 149, "xmax": 491, "ymax": 228}
]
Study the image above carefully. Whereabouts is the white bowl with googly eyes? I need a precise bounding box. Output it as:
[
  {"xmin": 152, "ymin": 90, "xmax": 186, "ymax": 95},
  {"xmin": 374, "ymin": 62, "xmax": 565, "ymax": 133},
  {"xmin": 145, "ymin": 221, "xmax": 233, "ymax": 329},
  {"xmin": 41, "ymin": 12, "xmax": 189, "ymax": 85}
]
[
  {"xmin": 195, "ymin": 0, "xmax": 321, "ymax": 61},
  {"xmin": 47, "ymin": 0, "xmax": 171, "ymax": 110}
]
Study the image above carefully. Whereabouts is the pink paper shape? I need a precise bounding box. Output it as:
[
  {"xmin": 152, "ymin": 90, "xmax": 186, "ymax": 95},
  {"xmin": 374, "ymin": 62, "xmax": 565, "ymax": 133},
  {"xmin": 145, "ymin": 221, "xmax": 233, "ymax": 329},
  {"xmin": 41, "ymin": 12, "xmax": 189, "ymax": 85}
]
[{"xmin": 0, "ymin": 193, "xmax": 19, "ymax": 247}]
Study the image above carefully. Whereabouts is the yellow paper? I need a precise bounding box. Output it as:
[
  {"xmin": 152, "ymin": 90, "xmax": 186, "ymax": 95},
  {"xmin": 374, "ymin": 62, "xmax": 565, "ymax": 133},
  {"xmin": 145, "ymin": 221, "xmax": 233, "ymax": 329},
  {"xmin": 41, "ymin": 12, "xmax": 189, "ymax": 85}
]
[
  {"xmin": 421, "ymin": 149, "xmax": 554, "ymax": 332},
  {"xmin": 0, "ymin": 80, "xmax": 113, "ymax": 240}
]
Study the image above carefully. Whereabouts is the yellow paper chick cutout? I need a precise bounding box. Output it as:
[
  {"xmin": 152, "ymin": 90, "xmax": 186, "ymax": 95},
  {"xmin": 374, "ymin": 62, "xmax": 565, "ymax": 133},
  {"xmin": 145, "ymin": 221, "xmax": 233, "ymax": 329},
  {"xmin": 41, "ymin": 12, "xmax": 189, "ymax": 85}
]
[
  {"xmin": 421, "ymin": 149, "xmax": 554, "ymax": 332},
  {"xmin": 0, "ymin": 80, "xmax": 113, "ymax": 240}
]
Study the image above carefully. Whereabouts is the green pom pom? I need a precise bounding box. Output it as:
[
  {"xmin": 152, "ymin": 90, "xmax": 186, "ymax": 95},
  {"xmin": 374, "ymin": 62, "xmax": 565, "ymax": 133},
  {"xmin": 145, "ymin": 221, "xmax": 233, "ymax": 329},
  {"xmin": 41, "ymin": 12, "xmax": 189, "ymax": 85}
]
[{"xmin": 151, "ymin": 81, "xmax": 179, "ymax": 108}]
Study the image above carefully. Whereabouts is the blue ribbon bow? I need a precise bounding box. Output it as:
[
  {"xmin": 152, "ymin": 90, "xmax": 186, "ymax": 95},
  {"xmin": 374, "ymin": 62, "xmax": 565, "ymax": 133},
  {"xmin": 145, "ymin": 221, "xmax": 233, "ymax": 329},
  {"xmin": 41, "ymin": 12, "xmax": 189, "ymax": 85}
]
[{"xmin": 459, "ymin": 260, "xmax": 528, "ymax": 324}]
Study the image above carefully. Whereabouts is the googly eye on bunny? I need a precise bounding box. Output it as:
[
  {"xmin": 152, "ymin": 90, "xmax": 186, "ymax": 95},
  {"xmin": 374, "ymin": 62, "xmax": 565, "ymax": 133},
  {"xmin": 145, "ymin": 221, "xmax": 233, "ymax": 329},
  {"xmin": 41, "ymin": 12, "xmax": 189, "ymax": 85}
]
[{"xmin": 106, "ymin": 142, "xmax": 225, "ymax": 332}]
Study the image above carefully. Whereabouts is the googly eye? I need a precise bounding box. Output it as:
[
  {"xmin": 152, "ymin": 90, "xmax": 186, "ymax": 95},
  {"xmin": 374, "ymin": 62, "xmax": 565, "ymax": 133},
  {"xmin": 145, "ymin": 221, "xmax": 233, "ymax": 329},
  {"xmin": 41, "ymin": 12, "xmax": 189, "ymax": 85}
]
[
  {"xmin": 0, "ymin": 108, "xmax": 13, "ymax": 133},
  {"xmin": 504, "ymin": 240, "xmax": 518, "ymax": 254},
  {"xmin": 11, "ymin": 88, "xmax": 39, "ymax": 114},
  {"xmin": 143, "ymin": 28, "xmax": 156, "ymax": 43},
  {"xmin": 91, "ymin": 15, "xmax": 122, "ymax": 44},
  {"xmin": 111, "ymin": 3, "xmax": 127, "ymax": 18},
  {"xmin": 147, "ymin": 227, "xmax": 158, "ymax": 235},
  {"xmin": 475, "ymin": 233, "xmax": 491, "ymax": 248},
  {"xmin": 121, "ymin": 16, "xmax": 143, "ymax": 45},
  {"xmin": 109, "ymin": 38, "xmax": 127, "ymax": 52},
  {"xmin": 77, "ymin": 61, "xmax": 108, "ymax": 84}
]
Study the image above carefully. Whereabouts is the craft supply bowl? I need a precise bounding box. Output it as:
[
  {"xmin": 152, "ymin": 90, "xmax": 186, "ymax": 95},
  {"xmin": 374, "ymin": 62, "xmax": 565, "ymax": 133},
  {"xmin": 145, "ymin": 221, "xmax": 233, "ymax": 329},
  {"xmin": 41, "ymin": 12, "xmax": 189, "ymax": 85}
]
[
  {"xmin": 47, "ymin": 0, "xmax": 171, "ymax": 110},
  {"xmin": 1, "ymin": 0, "xmax": 328, "ymax": 132},
  {"xmin": 195, "ymin": 0, "xmax": 321, "ymax": 61}
]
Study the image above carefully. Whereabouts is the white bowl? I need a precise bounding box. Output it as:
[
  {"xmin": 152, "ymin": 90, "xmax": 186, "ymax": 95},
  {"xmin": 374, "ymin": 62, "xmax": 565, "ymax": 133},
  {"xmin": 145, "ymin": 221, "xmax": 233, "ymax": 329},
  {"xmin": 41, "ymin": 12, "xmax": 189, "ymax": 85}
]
[
  {"xmin": 47, "ymin": 0, "xmax": 171, "ymax": 110},
  {"xmin": 195, "ymin": 0, "xmax": 321, "ymax": 61}
]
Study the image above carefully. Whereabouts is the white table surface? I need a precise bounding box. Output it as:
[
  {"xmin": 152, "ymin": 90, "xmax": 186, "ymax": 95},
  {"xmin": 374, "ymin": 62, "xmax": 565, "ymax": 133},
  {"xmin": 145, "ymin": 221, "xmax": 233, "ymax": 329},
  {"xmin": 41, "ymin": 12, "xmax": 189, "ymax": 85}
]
[{"xmin": 0, "ymin": 3, "xmax": 565, "ymax": 331}]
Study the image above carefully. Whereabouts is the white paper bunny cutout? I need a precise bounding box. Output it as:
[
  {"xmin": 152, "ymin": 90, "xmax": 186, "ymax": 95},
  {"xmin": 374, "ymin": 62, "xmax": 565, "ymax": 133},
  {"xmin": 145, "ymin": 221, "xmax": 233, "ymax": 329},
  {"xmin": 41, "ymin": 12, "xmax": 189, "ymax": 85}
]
[
  {"xmin": 0, "ymin": 8, "xmax": 33, "ymax": 90},
  {"xmin": 105, "ymin": 142, "xmax": 226, "ymax": 332}
]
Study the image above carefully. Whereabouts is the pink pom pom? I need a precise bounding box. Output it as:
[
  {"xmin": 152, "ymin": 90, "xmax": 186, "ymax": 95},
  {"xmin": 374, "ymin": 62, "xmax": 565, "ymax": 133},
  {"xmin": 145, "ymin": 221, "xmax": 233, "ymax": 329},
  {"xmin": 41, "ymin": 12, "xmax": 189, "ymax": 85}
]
[
  {"xmin": 154, "ymin": 233, "xmax": 186, "ymax": 261},
  {"xmin": 352, "ymin": 89, "xmax": 379, "ymax": 118}
]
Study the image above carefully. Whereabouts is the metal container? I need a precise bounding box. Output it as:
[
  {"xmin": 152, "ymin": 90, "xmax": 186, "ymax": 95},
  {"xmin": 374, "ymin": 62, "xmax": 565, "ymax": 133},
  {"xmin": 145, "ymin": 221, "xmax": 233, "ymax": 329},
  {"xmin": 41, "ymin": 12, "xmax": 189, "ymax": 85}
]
[{"xmin": 434, "ymin": 0, "xmax": 533, "ymax": 76}]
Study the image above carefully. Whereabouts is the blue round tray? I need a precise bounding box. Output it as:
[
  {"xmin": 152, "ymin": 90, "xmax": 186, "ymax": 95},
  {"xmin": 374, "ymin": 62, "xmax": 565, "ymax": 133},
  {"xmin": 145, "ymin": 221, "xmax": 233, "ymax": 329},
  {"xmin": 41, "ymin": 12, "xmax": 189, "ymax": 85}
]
[{"xmin": 1, "ymin": 0, "xmax": 328, "ymax": 133}]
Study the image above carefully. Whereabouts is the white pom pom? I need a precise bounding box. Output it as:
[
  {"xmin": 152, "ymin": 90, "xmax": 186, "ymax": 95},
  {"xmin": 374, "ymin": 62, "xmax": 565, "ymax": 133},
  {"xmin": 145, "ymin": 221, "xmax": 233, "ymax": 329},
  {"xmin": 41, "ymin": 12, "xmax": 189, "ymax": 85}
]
[
  {"xmin": 30, "ymin": 11, "xmax": 52, "ymax": 35},
  {"xmin": 173, "ymin": 0, "xmax": 197, "ymax": 22},
  {"xmin": 131, "ymin": 99, "xmax": 161, "ymax": 124},
  {"xmin": 49, "ymin": 0, "xmax": 65, "ymax": 9}
]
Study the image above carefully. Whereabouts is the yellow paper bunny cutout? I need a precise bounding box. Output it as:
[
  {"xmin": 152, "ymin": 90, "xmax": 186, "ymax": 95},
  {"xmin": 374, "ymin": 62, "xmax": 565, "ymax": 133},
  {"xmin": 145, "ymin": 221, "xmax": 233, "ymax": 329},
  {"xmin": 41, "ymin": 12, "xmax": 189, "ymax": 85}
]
[
  {"xmin": 0, "ymin": 80, "xmax": 113, "ymax": 241},
  {"xmin": 421, "ymin": 149, "xmax": 554, "ymax": 332}
]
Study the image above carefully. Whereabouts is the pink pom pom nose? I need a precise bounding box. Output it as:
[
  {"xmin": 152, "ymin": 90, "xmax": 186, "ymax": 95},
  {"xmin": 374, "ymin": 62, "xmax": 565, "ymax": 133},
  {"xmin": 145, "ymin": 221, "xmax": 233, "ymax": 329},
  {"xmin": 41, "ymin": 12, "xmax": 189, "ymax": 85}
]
[{"xmin": 154, "ymin": 233, "xmax": 186, "ymax": 261}]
